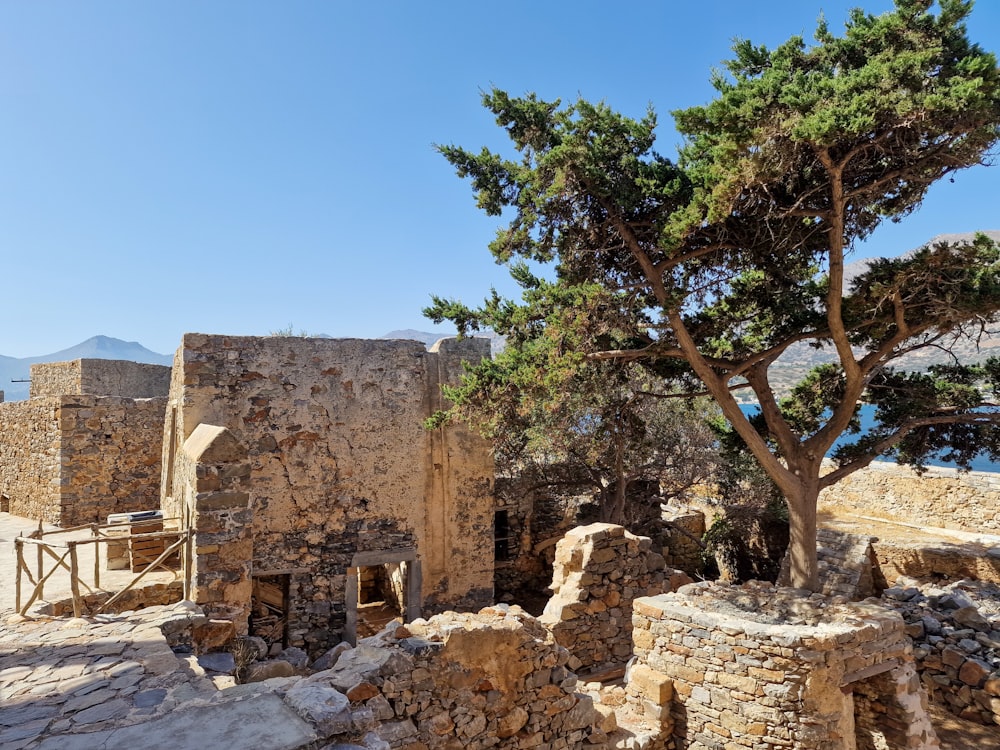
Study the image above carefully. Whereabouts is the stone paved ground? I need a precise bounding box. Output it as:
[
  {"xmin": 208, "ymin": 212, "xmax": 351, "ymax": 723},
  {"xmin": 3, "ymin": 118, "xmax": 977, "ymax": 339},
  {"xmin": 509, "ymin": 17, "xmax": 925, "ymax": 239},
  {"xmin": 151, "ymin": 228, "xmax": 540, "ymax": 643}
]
[{"xmin": 0, "ymin": 604, "xmax": 315, "ymax": 750}]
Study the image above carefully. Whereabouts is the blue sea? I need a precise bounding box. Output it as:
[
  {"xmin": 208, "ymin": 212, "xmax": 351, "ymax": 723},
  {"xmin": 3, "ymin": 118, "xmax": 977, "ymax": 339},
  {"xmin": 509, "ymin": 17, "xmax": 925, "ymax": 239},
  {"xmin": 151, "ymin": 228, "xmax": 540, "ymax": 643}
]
[{"xmin": 738, "ymin": 403, "xmax": 997, "ymax": 473}]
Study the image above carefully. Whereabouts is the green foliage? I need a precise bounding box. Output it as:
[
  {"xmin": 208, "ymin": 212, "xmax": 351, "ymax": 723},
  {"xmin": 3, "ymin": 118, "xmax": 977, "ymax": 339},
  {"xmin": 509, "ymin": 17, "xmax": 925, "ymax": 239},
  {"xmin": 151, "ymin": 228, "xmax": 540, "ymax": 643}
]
[
  {"xmin": 430, "ymin": 1, "xmax": 1000, "ymax": 588},
  {"xmin": 269, "ymin": 323, "xmax": 311, "ymax": 337}
]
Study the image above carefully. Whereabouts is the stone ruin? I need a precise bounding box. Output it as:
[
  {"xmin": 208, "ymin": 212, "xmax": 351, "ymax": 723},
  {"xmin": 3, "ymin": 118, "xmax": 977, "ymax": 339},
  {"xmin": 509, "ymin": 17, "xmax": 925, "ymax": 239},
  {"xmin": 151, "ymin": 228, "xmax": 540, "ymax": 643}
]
[
  {"xmin": 1, "ymin": 335, "xmax": 991, "ymax": 747},
  {"xmin": 631, "ymin": 581, "xmax": 939, "ymax": 750},
  {"xmin": 0, "ymin": 358, "xmax": 169, "ymax": 525},
  {"xmin": 540, "ymin": 523, "xmax": 692, "ymax": 673}
]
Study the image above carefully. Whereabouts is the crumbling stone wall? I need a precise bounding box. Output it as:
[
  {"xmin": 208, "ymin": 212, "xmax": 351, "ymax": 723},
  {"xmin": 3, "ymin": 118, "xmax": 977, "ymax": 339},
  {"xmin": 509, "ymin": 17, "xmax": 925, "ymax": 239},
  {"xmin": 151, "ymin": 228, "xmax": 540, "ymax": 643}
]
[
  {"xmin": 30, "ymin": 359, "xmax": 170, "ymax": 399},
  {"xmin": 539, "ymin": 523, "xmax": 690, "ymax": 673},
  {"xmin": 884, "ymin": 580, "xmax": 1000, "ymax": 726},
  {"xmin": 661, "ymin": 506, "xmax": 706, "ymax": 576},
  {"xmin": 298, "ymin": 606, "xmax": 611, "ymax": 749},
  {"xmin": 0, "ymin": 395, "xmax": 165, "ymax": 525},
  {"xmin": 632, "ymin": 581, "xmax": 939, "ymax": 750},
  {"xmin": 161, "ymin": 334, "xmax": 494, "ymax": 653},
  {"xmin": 821, "ymin": 460, "xmax": 1000, "ymax": 533}
]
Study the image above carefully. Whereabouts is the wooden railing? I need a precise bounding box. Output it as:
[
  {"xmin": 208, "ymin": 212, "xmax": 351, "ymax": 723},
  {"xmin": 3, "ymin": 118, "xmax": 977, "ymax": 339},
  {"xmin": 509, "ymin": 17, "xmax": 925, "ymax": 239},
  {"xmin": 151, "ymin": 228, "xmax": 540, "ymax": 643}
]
[{"xmin": 13, "ymin": 519, "xmax": 192, "ymax": 617}]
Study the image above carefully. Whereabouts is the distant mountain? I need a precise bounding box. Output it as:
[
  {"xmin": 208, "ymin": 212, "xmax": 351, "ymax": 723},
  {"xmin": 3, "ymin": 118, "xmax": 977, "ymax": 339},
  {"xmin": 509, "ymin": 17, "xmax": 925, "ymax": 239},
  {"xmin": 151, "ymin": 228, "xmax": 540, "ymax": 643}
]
[
  {"xmin": 759, "ymin": 231, "xmax": 1000, "ymax": 400},
  {"xmin": 380, "ymin": 329, "xmax": 505, "ymax": 353},
  {"xmin": 0, "ymin": 336, "xmax": 172, "ymax": 402}
]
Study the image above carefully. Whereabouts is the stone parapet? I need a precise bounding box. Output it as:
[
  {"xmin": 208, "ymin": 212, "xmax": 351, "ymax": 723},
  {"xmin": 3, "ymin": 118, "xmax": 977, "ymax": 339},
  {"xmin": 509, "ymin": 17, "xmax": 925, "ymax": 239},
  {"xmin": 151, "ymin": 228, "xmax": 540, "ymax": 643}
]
[{"xmin": 30, "ymin": 359, "xmax": 170, "ymax": 398}]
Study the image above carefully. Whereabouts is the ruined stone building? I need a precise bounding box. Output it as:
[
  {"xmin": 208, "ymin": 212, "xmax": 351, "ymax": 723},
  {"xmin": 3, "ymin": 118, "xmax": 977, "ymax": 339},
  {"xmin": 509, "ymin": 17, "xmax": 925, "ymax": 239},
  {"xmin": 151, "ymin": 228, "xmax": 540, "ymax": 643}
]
[
  {"xmin": 0, "ymin": 358, "xmax": 168, "ymax": 525},
  {"xmin": 0, "ymin": 336, "xmax": 496, "ymax": 655},
  {"xmin": 158, "ymin": 334, "xmax": 495, "ymax": 653}
]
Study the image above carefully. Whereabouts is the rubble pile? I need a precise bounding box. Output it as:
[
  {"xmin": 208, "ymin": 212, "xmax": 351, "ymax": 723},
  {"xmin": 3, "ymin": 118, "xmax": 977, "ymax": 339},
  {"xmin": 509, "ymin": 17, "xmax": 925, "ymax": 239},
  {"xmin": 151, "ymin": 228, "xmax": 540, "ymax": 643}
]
[{"xmin": 883, "ymin": 579, "xmax": 1000, "ymax": 726}]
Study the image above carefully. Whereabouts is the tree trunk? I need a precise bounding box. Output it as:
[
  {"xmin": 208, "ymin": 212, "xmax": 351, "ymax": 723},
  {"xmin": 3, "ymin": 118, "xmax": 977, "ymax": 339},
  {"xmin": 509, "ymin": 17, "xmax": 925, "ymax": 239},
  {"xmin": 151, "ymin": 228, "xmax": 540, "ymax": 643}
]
[
  {"xmin": 600, "ymin": 481, "xmax": 627, "ymax": 525},
  {"xmin": 785, "ymin": 484, "xmax": 820, "ymax": 592}
]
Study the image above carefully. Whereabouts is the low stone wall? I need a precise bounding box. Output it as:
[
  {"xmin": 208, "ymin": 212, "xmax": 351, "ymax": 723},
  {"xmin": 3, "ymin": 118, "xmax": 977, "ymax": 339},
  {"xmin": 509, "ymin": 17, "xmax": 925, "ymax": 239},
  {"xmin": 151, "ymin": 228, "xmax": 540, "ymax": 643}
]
[
  {"xmin": 300, "ymin": 607, "xmax": 611, "ymax": 749},
  {"xmin": 874, "ymin": 538, "xmax": 1000, "ymax": 585},
  {"xmin": 0, "ymin": 397, "xmax": 61, "ymax": 522},
  {"xmin": 539, "ymin": 523, "xmax": 690, "ymax": 673},
  {"xmin": 821, "ymin": 460, "xmax": 1000, "ymax": 533},
  {"xmin": 632, "ymin": 581, "xmax": 938, "ymax": 750}
]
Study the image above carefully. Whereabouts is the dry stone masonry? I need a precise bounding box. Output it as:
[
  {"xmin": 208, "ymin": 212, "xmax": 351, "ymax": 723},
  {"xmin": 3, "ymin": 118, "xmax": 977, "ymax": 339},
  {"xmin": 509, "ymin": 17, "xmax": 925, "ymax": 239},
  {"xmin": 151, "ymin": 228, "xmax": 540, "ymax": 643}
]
[
  {"xmin": 821, "ymin": 459, "xmax": 1000, "ymax": 533},
  {"xmin": 779, "ymin": 528, "xmax": 882, "ymax": 601},
  {"xmin": 540, "ymin": 523, "xmax": 692, "ymax": 673},
  {"xmin": 631, "ymin": 581, "xmax": 940, "ymax": 750},
  {"xmin": 883, "ymin": 579, "xmax": 1000, "ymax": 726}
]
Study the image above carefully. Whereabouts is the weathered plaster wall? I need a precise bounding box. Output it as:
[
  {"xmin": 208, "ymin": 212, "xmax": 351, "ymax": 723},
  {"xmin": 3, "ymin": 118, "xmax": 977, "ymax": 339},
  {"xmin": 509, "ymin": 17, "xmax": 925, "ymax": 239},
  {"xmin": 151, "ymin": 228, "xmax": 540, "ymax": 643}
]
[
  {"xmin": 0, "ymin": 395, "xmax": 164, "ymax": 525},
  {"xmin": 161, "ymin": 334, "xmax": 494, "ymax": 652},
  {"xmin": 821, "ymin": 460, "xmax": 1000, "ymax": 533},
  {"xmin": 31, "ymin": 359, "xmax": 171, "ymax": 399}
]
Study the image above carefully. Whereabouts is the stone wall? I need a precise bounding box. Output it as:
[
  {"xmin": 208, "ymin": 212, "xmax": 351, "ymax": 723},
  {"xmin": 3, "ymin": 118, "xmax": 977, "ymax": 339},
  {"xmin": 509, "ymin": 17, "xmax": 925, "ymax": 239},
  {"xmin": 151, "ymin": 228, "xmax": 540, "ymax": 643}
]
[
  {"xmin": 821, "ymin": 460, "xmax": 1000, "ymax": 533},
  {"xmin": 175, "ymin": 424, "xmax": 253, "ymax": 632},
  {"xmin": 0, "ymin": 395, "xmax": 164, "ymax": 525},
  {"xmin": 0, "ymin": 397, "xmax": 61, "ymax": 522},
  {"xmin": 161, "ymin": 334, "xmax": 495, "ymax": 653},
  {"xmin": 539, "ymin": 523, "xmax": 690, "ymax": 673},
  {"xmin": 297, "ymin": 607, "xmax": 610, "ymax": 749},
  {"xmin": 57, "ymin": 396, "xmax": 166, "ymax": 526},
  {"xmin": 778, "ymin": 528, "xmax": 882, "ymax": 600},
  {"xmin": 874, "ymin": 539, "xmax": 1000, "ymax": 585},
  {"xmin": 884, "ymin": 580, "xmax": 1000, "ymax": 726},
  {"xmin": 31, "ymin": 359, "xmax": 171, "ymax": 398},
  {"xmin": 661, "ymin": 506, "xmax": 706, "ymax": 576},
  {"xmin": 632, "ymin": 581, "xmax": 938, "ymax": 750}
]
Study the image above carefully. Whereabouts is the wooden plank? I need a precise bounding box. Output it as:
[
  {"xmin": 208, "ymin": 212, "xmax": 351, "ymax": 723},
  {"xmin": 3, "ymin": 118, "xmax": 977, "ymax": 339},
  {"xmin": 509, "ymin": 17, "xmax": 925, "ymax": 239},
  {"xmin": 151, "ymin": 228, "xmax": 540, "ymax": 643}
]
[{"xmin": 841, "ymin": 659, "xmax": 899, "ymax": 687}]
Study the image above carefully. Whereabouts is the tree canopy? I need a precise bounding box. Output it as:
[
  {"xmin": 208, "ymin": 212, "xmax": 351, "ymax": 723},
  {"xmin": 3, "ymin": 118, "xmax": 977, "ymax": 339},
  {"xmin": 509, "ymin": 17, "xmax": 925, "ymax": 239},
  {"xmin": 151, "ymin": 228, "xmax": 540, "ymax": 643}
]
[{"xmin": 427, "ymin": 0, "xmax": 1000, "ymax": 590}]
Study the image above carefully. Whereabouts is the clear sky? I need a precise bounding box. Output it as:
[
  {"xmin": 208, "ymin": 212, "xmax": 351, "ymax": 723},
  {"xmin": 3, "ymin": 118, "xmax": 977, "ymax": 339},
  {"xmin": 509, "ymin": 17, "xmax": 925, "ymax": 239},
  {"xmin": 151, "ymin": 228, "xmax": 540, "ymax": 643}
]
[{"xmin": 2, "ymin": 1, "xmax": 998, "ymax": 358}]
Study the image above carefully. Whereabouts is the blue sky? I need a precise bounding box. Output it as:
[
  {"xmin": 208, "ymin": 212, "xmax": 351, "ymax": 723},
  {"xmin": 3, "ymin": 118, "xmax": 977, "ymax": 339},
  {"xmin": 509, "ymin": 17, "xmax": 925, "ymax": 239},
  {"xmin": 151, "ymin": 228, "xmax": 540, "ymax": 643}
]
[{"xmin": 2, "ymin": 1, "xmax": 998, "ymax": 357}]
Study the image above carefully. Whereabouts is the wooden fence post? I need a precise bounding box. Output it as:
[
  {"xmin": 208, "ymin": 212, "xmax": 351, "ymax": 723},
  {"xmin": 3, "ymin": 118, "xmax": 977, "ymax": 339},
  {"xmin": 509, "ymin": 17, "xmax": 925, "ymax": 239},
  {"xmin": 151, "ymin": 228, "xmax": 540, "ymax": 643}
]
[
  {"xmin": 69, "ymin": 542, "xmax": 81, "ymax": 618},
  {"xmin": 15, "ymin": 538, "xmax": 22, "ymax": 613}
]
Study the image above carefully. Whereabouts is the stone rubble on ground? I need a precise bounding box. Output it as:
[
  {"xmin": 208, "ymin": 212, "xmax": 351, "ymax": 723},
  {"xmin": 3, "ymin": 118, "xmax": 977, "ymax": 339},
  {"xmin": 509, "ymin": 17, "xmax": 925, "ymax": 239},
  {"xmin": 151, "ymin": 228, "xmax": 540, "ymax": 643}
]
[{"xmin": 881, "ymin": 578, "xmax": 1000, "ymax": 726}]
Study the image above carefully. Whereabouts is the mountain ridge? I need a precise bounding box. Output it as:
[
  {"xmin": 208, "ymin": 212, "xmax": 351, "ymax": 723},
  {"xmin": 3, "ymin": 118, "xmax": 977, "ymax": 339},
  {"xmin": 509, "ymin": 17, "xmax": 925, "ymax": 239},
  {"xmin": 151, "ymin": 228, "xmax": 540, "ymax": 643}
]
[{"xmin": 0, "ymin": 336, "xmax": 172, "ymax": 402}]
